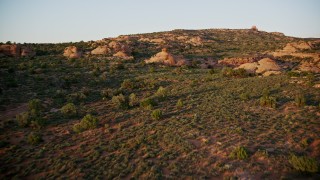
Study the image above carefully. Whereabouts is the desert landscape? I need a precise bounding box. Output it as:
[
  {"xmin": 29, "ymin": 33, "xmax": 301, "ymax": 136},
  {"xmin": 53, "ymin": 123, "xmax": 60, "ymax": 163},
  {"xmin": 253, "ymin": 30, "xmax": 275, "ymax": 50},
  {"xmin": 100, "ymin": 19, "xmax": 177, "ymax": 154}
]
[
  {"xmin": 0, "ymin": 0, "xmax": 319, "ymax": 179},
  {"xmin": 0, "ymin": 27, "xmax": 319, "ymax": 179}
]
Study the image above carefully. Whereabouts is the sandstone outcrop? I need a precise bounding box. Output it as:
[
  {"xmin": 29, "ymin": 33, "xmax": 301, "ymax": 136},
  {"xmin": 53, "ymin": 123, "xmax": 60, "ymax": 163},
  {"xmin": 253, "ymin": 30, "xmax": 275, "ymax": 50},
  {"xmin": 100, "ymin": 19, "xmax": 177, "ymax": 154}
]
[
  {"xmin": 0, "ymin": 44, "xmax": 35, "ymax": 57},
  {"xmin": 145, "ymin": 48, "xmax": 188, "ymax": 66},
  {"xmin": 218, "ymin": 57, "xmax": 257, "ymax": 67},
  {"xmin": 21, "ymin": 47, "xmax": 36, "ymax": 57},
  {"xmin": 91, "ymin": 45, "xmax": 110, "ymax": 55},
  {"xmin": 113, "ymin": 51, "xmax": 133, "ymax": 60},
  {"xmin": 298, "ymin": 60, "xmax": 320, "ymax": 73},
  {"xmin": 63, "ymin": 46, "xmax": 82, "ymax": 58},
  {"xmin": 235, "ymin": 58, "xmax": 281, "ymax": 76}
]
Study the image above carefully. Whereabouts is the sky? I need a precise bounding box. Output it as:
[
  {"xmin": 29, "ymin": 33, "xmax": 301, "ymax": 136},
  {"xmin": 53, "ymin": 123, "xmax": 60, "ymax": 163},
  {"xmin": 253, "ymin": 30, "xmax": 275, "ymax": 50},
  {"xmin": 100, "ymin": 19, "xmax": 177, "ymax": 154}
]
[{"xmin": 0, "ymin": 0, "xmax": 319, "ymax": 43}]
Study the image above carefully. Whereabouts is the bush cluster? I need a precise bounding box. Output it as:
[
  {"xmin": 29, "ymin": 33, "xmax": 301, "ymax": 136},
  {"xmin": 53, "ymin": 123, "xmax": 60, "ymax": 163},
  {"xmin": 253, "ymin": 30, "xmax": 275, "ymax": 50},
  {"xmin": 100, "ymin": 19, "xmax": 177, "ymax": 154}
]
[
  {"xmin": 289, "ymin": 154, "xmax": 318, "ymax": 173},
  {"xmin": 61, "ymin": 103, "xmax": 77, "ymax": 117},
  {"xmin": 229, "ymin": 146, "xmax": 248, "ymax": 160},
  {"xmin": 73, "ymin": 114, "xmax": 98, "ymax": 133}
]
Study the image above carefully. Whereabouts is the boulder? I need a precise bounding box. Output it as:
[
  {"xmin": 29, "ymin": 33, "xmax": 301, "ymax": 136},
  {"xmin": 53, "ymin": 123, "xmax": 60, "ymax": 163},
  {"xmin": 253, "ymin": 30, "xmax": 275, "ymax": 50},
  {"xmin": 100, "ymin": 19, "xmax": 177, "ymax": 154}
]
[
  {"xmin": 91, "ymin": 45, "xmax": 110, "ymax": 55},
  {"xmin": 235, "ymin": 58, "xmax": 281, "ymax": 75},
  {"xmin": 63, "ymin": 46, "xmax": 82, "ymax": 58},
  {"xmin": 186, "ymin": 36, "xmax": 203, "ymax": 46},
  {"xmin": 236, "ymin": 62, "xmax": 258, "ymax": 73},
  {"xmin": 113, "ymin": 51, "xmax": 133, "ymax": 60},
  {"xmin": 256, "ymin": 58, "xmax": 281, "ymax": 74},
  {"xmin": 0, "ymin": 44, "xmax": 35, "ymax": 57},
  {"xmin": 108, "ymin": 41, "xmax": 121, "ymax": 51},
  {"xmin": 0, "ymin": 44, "xmax": 21, "ymax": 57},
  {"xmin": 108, "ymin": 41, "xmax": 131, "ymax": 55},
  {"xmin": 263, "ymin": 71, "xmax": 281, "ymax": 77},
  {"xmin": 145, "ymin": 48, "xmax": 187, "ymax": 66}
]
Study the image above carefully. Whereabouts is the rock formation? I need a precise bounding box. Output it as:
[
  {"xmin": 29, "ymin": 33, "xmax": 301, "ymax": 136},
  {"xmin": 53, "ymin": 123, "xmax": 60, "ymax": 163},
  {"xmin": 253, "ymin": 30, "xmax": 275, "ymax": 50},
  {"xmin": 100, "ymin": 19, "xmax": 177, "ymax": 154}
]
[
  {"xmin": 91, "ymin": 45, "xmax": 110, "ymax": 55},
  {"xmin": 145, "ymin": 48, "xmax": 188, "ymax": 66},
  {"xmin": 113, "ymin": 51, "xmax": 133, "ymax": 60},
  {"xmin": 236, "ymin": 58, "xmax": 281, "ymax": 76},
  {"xmin": 21, "ymin": 47, "xmax": 36, "ymax": 57},
  {"xmin": 63, "ymin": 46, "xmax": 82, "ymax": 58},
  {"xmin": 0, "ymin": 44, "xmax": 35, "ymax": 57},
  {"xmin": 298, "ymin": 60, "xmax": 320, "ymax": 73},
  {"xmin": 218, "ymin": 57, "xmax": 257, "ymax": 67}
]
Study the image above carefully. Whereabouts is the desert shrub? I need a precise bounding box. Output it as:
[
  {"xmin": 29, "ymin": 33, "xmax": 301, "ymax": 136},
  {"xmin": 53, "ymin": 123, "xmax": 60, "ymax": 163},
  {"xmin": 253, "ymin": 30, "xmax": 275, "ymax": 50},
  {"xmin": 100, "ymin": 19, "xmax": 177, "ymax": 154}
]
[
  {"xmin": 229, "ymin": 146, "xmax": 248, "ymax": 160},
  {"xmin": 16, "ymin": 99, "xmax": 45, "ymax": 128},
  {"xmin": 151, "ymin": 109, "xmax": 162, "ymax": 120},
  {"xmin": 208, "ymin": 69, "xmax": 215, "ymax": 75},
  {"xmin": 29, "ymin": 117, "xmax": 45, "ymax": 130},
  {"xmin": 16, "ymin": 112, "xmax": 30, "ymax": 127},
  {"xmin": 289, "ymin": 154, "xmax": 318, "ymax": 173},
  {"xmin": 176, "ymin": 99, "xmax": 183, "ymax": 108},
  {"xmin": 112, "ymin": 94, "xmax": 129, "ymax": 110},
  {"xmin": 67, "ymin": 92, "xmax": 87, "ymax": 104},
  {"xmin": 155, "ymin": 86, "xmax": 168, "ymax": 100},
  {"xmin": 140, "ymin": 98, "xmax": 157, "ymax": 110},
  {"xmin": 121, "ymin": 79, "xmax": 135, "ymax": 90},
  {"xmin": 61, "ymin": 103, "xmax": 77, "ymax": 117},
  {"xmin": 73, "ymin": 114, "xmax": 98, "ymax": 133},
  {"xmin": 222, "ymin": 67, "xmax": 249, "ymax": 78},
  {"xmin": 109, "ymin": 62, "xmax": 124, "ymax": 73},
  {"xmin": 260, "ymin": 96, "xmax": 276, "ymax": 108},
  {"xmin": 239, "ymin": 92, "xmax": 250, "ymax": 101},
  {"xmin": 101, "ymin": 88, "xmax": 114, "ymax": 99},
  {"xmin": 149, "ymin": 67, "xmax": 155, "ymax": 73},
  {"xmin": 260, "ymin": 89, "xmax": 276, "ymax": 108},
  {"xmin": 27, "ymin": 132, "xmax": 42, "ymax": 145},
  {"xmin": 129, "ymin": 93, "xmax": 138, "ymax": 107},
  {"xmin": 295, "ymin": 92, "xmax": 306, "ymax": 108},
  {"xmin": 28, "ymin": 99, "xmax": 42, "ymax": 114}
]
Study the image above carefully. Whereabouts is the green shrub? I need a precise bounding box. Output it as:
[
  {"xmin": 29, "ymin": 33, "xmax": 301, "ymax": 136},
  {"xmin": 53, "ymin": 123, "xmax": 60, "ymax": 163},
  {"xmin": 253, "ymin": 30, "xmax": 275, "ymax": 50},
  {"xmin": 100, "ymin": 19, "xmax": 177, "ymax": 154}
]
[
  {"xmin": 151, "ymin": 109, "xmax": 162, "ymax": 120},
  {"xmin": 239, "ymin": 92, "xmax": 249, "ymax": 101},
  {"xmin": 295, "ymin": 93, "xmax": 306, "ymax": 108},
  {"xmin": 222, "ymin": 67, "xmax": 249, "ymax": 78},
  {"xmin": 208, "ymin": 69, "xmax": 215, "ymax": 75},
  {"xmin": 16, "ymin": 112, "xmax": 30, "ymax": 127},
  {"xmin": 101, "ymin": 88, "xmax": 114, "ymax": 99},
  {"xmin": 61, "ymin": 103, "xmax": 77, "ymax": 117},
  {"xmin": 289, "ymin": 154, "xmax": 318, "ymax": 173},
  {"xmin": 260, "ymin": 96, "xmax": 276, "ymax": 108},
  {"xmin": 176, "ymin": 99, "xmax": 184, "ymax": 108},
  {"xmin": 140, "ymin": 98, "xmax": 157, "ymax": 110},
  {"xmin": 121, "ymin": 79, "xmax": 134, "ymax": 90},
  {"xmin": 27, "ymin": 132, "xmax": 42, "ymax": 145},
  {"xmin": 30, "ymin": 117, "xmax": 45, "ymax": 130},
  {"xmin": 229, "ymin": 146, "xmax": 248, "ymax": 160},
  {"xmin": 155, "ymin": 86, "xmax": 168, "ymax": 100},
  {"xmin": 28, "ymin": 99, "xmax": 42, "ymax": 114},
  {"xmin": 73, "ymin": 114, "xmax": 98, "ymax": 133},
  {"xmin": 112, "ymin": 94, "xmax": 129, "ymax": 109},
  {"xmin": 129, "ymin": 93, "xmax": 138, "ymax": 107}
]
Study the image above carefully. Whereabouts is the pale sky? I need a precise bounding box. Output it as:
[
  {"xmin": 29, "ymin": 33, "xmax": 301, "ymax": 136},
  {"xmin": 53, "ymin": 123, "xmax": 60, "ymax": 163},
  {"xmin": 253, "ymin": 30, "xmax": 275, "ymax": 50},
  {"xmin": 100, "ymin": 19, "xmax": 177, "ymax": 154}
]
[{"xmin": 0, "ymin": 0, "xmax": 319, "ymax": 43}]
